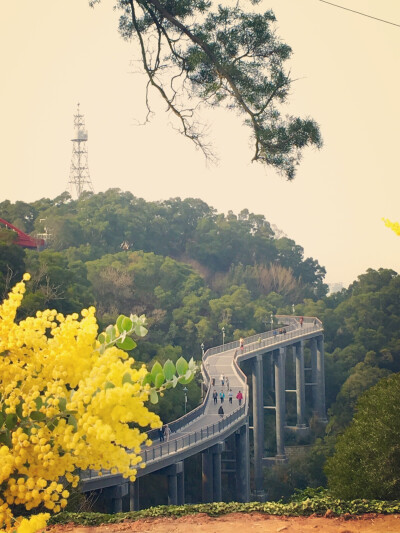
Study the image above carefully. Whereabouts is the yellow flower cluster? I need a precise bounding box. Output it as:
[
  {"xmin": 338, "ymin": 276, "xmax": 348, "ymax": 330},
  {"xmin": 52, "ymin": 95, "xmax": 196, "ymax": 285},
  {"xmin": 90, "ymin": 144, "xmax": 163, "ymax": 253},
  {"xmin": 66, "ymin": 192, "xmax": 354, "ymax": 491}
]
[
  {"xmin": 0, "ymin": 275, "xmax": 161, "ymax": 532},
  {"xmin": 382, "ymin": 218, "xmax": 400, "ymax": 236}
]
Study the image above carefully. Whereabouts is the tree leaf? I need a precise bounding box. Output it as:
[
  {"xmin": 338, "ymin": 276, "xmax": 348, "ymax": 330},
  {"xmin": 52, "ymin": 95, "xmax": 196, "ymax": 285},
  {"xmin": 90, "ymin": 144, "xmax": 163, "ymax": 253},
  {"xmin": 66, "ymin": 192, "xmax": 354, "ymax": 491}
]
[
  {"xmin": 176, "ymin": 357, "xmax": 188, "ymax": 376},
  {"xmin": 104, "ymin": 381, "xmax": 115, "ymax": 390},
  {"xmin": 30, "ymin": 411, "xmax": 46, "ymax": 422},
  {"xmin": 163, "ymin": 359, "xmax": 176, "ymax": 381},
  {"xmin": 134, "ymin": 324, "xmax": 148, "ymax": 337},
  {"xmin": 5, "ymin": 413, "xmax": 18, "ymax": 429},
  {"xmin": 68, "ymin": 415, "xmax": 78, "ymax": 431},
  {"xmin": 150, "ymin": 390, "xmax": 159, "ymax": 404},
  {"xmin": 116, "ymin": 314, "xmax": 125, "ymax": 333},
  {"xmin": 116, "ymin": 336, "xmax": 136, "ymax": 351},
  {"xmin": 106, "ymin": 325, "xmax": 116, "ymax": 341},
  {"xmin": 151, "ymin": 362, "xmax": 163, "ymax": 384},
  {"xmin": 35, "ymin": 397, "xmax": 43, "ymax": 410},
  {"xmin": 122, "ymin": 317, "xmax": 133, "ymax": 332},
  {"xmin": 142, "ymin": 372, "xmax": 152, "ymax": 387},
  {"xmin": 58, "ymin": 397, "xmax": 67, "ymax": 412},
  {"xmin": 154, "ymin": 372, "xmax": 165, "ymax": 388},
  {"xmin": 122, "ymin": 372, "xmax": 133, "ymax": 385}
]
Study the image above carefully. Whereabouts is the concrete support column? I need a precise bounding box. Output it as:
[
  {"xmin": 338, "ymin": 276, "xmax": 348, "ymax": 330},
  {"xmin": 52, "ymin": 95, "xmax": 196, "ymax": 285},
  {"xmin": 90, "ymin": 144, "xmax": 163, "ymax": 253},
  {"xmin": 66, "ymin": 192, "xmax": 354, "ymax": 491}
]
[
  {"xmin": 316, "ymin": 336, "xmax": 327, "ymax": 422},
  {"xmin": 161, "ymin": 463, "xmax": 183, "ymax": 506},
  {"xmin": 202, "ymin": 450, "xmax": 213, "ymax": 503},
  {"xmin": 235, "ymin": 423, "xmax": 250, "ymax": 502},
  {"xmin": 212, "ymin": 443, "xmax": 224, "ymax": 502},
  {"xmin": 310, "ymin": 338, "xmax": 318, "ymax": 412},
  {"xmin": 167, "ymin": 473, "xmax": 178, "ymax": 506},
  {"xmin": 295, "ymin": 341, "xmax": 306, "ymax": 427},
  {"xmin": 177, "ymin": 466, "xmax": 185, "ymax": 505},
  {"xmin": 252, "ymin": 354, "xmax": 264, "ymax": 493},
  {"xmin": 110, "ymin": 483, "xmax": 128, "ymax": 513},
  {"xmin": 274, "ymin": 348, "xmax": 286, "ymax": 458}
]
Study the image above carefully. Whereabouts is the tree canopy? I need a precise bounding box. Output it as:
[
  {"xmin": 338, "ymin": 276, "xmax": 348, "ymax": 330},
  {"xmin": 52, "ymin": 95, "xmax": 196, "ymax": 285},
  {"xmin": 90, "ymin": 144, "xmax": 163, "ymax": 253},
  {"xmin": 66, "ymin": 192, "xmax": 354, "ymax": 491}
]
[
  {"xmin": 90, "ymin": 0, "xmax": 322, "ymax": 179},
  {"xmin": 325, "ymin": 373, "xmax": 400, "ymax": 500}
]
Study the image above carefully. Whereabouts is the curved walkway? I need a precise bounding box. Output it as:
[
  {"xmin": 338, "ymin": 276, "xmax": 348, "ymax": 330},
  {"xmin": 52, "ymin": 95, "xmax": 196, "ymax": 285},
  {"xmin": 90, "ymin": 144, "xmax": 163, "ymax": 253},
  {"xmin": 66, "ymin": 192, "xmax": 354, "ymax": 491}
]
[{"xmin": 81, "ymin": 315, "xmax": 322, "ymax": 491}]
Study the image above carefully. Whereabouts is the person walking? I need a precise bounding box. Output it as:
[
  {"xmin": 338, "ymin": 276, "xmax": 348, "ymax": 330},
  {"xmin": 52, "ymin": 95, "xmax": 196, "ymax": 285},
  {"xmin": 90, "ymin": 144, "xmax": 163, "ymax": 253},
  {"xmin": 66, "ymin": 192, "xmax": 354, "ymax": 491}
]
[
  {"xmin": 299, "ymin": 316, "xmax": 304, "ymax": 327},
  {"xmin": 218, "ymin": 405, "xmax": 224, "ymax": 418},
  {"xmin": 213, "ymin": 389, "xmax": 218, "ymax": 404},
  {"xmin": 239, "ymin": 337, "xmax": 244, "ymax": 351},
  {"xmin": 219, "ymin": 390, "xmax": 225, "ymax": 403},
  {"xmin": 228, "ymin": 389, "xmax": 233, "ymax": 404},
  {"xmin": 164, "ymin": 424, "xmax": 171, "ymax": 442},
  {"xmin": 236, "ymin": 390, "xmax": 243, "ymax": 406},
  {"xmin": 226, "ymin": 377, "xmax": 230, "ymax": 390},
  {"xmin": 158, "ymin": 426, "xmax": 165, "ymax": 442},
  {"xmin": 220, "ymin": 374, "xmax": 224, "ymax": 386}
]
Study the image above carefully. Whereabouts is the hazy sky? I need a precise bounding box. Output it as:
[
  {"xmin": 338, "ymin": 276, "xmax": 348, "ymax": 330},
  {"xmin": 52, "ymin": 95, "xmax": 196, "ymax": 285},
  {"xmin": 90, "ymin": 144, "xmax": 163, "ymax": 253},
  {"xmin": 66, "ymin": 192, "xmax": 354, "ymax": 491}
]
[{"xmin": 1, "ymin": 0, "xmax": 399, "ymax": 287}]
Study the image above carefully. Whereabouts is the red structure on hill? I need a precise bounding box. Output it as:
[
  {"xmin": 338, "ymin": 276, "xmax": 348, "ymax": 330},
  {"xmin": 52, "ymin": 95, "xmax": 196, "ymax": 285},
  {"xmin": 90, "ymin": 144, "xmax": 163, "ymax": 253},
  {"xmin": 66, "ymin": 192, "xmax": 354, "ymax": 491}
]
[{"xmin": 0, "ymin": 218, "xmax": 45, "ymax": 249}]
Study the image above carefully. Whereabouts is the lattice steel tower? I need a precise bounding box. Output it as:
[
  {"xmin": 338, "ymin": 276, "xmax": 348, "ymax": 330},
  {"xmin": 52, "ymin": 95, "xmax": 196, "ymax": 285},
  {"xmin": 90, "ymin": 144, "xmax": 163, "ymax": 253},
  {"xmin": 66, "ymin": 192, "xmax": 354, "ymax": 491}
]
[{"xmin": 68, "ymin": 103, "xmax": 94, "ymax": 198}]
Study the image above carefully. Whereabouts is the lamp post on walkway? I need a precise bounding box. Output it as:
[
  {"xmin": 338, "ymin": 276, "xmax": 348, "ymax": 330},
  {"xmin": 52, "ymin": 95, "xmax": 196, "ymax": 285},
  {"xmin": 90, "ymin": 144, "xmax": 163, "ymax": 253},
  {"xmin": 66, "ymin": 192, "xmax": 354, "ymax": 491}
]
[
  {"xmin": 222, "ymin": 326, "xmax": 225, "ymax": 348},
  {"xmin": 183, "ymin": 386, "xmax": 188, "ymax": 414}
]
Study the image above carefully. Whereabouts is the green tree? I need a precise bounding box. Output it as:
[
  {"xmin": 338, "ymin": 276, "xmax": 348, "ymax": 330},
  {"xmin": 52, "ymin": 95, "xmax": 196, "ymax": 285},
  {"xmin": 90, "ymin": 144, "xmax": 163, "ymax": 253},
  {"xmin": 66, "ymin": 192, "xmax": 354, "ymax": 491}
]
[
  {"xmin": 325, "ymin": 373, "xmax": 400, "ymax": 500},
  {"xmin": 90, "ymin": 0, "xmax": 322, "ymax": 179}
]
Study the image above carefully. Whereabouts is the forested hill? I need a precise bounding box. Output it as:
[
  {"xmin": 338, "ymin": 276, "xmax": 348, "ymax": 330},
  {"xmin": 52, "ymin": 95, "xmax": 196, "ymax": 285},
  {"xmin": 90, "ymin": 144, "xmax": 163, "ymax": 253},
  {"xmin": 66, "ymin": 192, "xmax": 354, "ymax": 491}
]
[
  {"xmin": 0, "ymin": 189, "xmax": 326, "ymax": 296},
  {"xmin": 1, "ymin": 190, "xmax": 400, "ymax": 496}
]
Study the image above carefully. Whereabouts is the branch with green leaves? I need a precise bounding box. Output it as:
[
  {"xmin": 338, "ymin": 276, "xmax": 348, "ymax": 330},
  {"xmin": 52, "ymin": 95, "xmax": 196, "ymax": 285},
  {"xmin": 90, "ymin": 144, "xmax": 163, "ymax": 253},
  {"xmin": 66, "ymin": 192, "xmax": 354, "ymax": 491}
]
[{"xmin": 97, "ymin": 313, "xmax": 198, "ymax": 404}]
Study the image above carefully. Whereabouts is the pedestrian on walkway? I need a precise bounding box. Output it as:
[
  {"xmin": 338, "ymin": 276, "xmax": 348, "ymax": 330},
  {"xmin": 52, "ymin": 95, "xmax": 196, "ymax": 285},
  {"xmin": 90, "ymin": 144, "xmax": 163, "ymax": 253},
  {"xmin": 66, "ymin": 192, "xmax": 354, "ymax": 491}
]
[
  {"xmin": 158, "ymin": 426, "xmax": 165, "ymax": 442},
  {"xmin": 228, "ymin": 389, "xmax": 233, "ymax": 404},
  {"xmin": 226, "ymin": 377, "xmax": 230, "ymax": 390},
  {"xmin": 212, "ymin": 377, "xmax": 215, "ymax": 386},
  {"xmin": 218, "ymin": 405, "xmax": 224, "ymax": 418},
  {"xmin": 220, "ymin": 374, "xmax": 224, "ymax": 386},
  {"xmin": 240, "ymin": 337, "xmax": 244, "ymax": 351},
  {"xmin": 164, "ymin": 424, "xmax": 171, "ymax": 442},
  {"xmin": 213, "ymin": 390, "xmax": 218, "ymax": 404},
  {"xmin": 219, "ymin": 390, "xmax": 225, "ymax": 403},
  {"xmin": 236, "ymin": 390, "xmax": 243, "ymax": 406}
]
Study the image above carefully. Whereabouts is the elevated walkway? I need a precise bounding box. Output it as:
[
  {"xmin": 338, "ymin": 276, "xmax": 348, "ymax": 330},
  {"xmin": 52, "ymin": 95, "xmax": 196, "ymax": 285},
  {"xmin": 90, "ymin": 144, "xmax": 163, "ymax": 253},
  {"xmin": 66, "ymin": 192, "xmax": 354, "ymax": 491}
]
[{"xmin": 81, "ymin": 316, "xmax": 325, "ymax": 507}]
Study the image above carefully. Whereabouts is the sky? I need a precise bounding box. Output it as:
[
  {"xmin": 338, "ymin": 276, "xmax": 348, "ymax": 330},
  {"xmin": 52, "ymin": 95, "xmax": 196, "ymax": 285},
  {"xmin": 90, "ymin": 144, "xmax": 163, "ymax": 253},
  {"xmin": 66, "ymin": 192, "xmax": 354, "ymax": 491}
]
[{"xmin": 1, "ymin": 0, "xmax": 399, "ymax": 288}]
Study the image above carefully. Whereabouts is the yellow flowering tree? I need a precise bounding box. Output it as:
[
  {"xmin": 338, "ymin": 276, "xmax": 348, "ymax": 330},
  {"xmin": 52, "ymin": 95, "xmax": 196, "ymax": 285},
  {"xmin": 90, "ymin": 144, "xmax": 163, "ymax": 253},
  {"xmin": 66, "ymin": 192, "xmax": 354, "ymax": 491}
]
[
  {"xmin": 0, "ymin": 275, "xmax": 196, "ymax": 532},
  {"xmin": 383, "ymin": 218, "xmax": 400, "ymax": 236}
]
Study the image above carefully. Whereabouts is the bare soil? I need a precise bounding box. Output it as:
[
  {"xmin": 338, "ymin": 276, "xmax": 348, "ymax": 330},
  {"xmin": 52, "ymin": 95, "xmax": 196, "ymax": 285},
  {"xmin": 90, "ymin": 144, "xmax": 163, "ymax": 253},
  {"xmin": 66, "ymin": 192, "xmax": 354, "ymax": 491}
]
[{"xmin": 45, "ymin": 512, "xmax": 400, "ymax": 533}]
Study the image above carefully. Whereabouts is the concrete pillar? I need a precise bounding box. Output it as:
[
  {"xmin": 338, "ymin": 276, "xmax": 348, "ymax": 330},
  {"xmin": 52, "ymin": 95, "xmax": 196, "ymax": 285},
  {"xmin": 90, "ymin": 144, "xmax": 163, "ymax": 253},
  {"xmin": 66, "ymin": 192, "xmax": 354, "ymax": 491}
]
[
  {"xmin": 167, "ymin": 473, "xmax": 178, "ymax": 506},
  {"xmin": 212, "ymin": 443, "xmax": 224, "ymax": 502},
  {"xmin": 202, "ymin": 450, "xmax": 213, "ymax": 502},
  {"xmin": 161, "ymin": 463, "xmax": 183, "ymax": 506},
  {"xmin": 131, "ymin": 479, "xmax": 140, "ymax": 510},
  {"xmin": 295, "ymin": 341, "xmax": 306, "ymax": 427},
  {"xmin": 110, "ymin": 483, "xmax": 128, "ymax": 513},
  {"xmin": 177, "ymin": 467, "xmax": 185, "ymax": 505},
  {"xmin": 235, "ymin": 423, "xmax": 250, "ymax": 502},
  {"xmin": 310, "ymin": 338, "xmax": 318, "ymax": 411},
  {"xmin": 252, "ymin": 354, "xmax": 264, "ymax": 493},
  {"xmin": 316, "ymin": 336, "xmax": 327, "ymax": 422},
  {"xmin": 274, "ymin": 348, "xmax": 286, "ymax": 458}
]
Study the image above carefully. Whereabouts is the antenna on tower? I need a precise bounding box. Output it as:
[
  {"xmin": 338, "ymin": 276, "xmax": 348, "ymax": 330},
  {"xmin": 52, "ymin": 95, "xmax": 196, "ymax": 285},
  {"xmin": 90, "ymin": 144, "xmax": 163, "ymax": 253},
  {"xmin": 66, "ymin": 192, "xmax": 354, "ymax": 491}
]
[{"xmin": 67, "ymin": 103, "xmax": 94, "ymax": 199}]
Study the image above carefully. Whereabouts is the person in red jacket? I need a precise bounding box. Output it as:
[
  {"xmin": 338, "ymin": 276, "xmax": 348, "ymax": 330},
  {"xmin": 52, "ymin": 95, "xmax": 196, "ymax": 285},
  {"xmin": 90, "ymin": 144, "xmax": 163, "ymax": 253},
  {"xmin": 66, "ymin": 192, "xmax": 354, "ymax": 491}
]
[{"xmin": 236, "ymin": 390, "xmax": 243, "ymax": 406}]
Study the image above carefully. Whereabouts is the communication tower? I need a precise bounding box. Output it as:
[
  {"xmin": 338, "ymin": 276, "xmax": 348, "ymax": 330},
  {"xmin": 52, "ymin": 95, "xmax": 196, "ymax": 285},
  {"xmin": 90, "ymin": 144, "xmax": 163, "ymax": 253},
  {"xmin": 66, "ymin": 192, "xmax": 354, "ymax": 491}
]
[{"xmin": 68, "ymin": 103, "xmax": 94, "ymax": 198}]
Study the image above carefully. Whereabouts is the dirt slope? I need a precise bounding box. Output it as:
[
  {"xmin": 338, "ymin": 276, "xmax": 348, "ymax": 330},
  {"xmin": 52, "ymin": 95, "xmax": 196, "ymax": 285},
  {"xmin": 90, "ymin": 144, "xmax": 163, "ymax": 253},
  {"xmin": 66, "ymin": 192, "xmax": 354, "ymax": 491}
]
[{"xmin": 45, "ymin": 512, "xmax": 400, "ymax": 533}]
